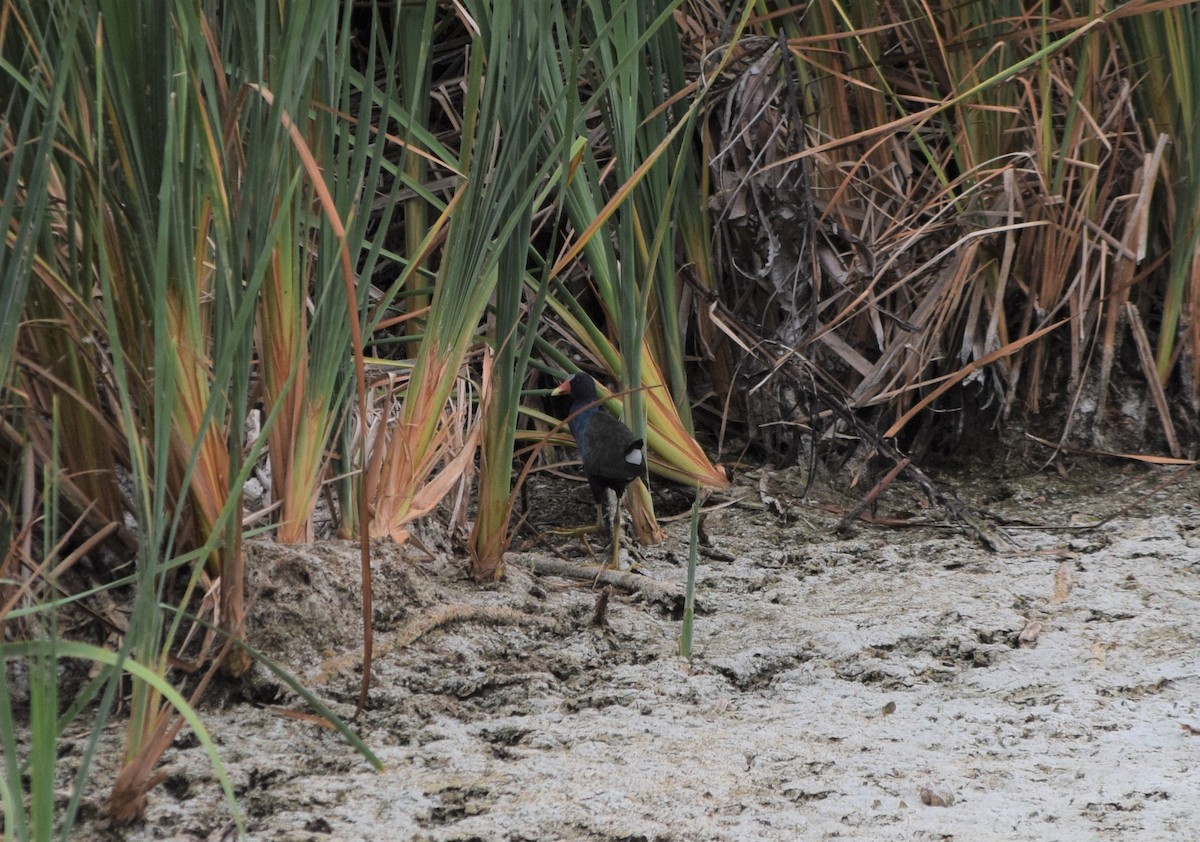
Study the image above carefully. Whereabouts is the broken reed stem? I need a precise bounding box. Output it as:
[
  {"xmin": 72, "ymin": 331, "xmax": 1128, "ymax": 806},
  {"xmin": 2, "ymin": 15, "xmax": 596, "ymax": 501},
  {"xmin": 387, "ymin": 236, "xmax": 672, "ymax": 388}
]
[
  {"xmin": 679, "ymin": 492, "xmax": 701, "ymax": 659},
  {"xmin": 835, "ymin": 457, "xmax": 909, "ymax": 534}
]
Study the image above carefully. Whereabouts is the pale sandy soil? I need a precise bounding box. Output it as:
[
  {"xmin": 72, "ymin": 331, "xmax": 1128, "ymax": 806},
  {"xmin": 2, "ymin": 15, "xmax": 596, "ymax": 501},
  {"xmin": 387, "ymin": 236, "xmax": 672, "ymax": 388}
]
[{"xmin": 74, "ymin": 458, "xmax": 1200, "ymax": 841}]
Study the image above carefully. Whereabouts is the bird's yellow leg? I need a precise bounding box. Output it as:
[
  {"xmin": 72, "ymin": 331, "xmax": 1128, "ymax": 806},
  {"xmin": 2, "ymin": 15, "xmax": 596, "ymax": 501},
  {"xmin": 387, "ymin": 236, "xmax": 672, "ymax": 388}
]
[
  {"xmin": 609, "ymin": 529, "xmax": 622, "ymax": 569},
  {"xmin": 607, "ymin": 499, "xmax": 622, "ymax": 569}
]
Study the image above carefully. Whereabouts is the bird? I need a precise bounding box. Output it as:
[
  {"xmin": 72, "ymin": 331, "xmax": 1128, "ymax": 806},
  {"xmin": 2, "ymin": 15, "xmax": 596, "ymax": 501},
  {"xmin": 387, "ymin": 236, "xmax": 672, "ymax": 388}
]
[{"xmin": 551, "ymin": 372, "xmax": 646, "ymax": 568}]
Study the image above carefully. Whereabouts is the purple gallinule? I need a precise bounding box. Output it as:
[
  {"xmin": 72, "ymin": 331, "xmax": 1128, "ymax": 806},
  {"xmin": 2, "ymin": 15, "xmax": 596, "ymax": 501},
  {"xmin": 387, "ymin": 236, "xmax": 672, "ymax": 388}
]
[{"xmin": 552, "ymin": 372, "xmax": 646, "ymax": 568}]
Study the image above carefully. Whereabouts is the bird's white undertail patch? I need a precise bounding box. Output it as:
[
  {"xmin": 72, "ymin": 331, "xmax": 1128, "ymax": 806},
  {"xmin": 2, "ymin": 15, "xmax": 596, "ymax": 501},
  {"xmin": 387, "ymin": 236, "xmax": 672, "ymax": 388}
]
[{"xmin": 625, "ymin": 448, "xmax": 644, "ymax": 466}]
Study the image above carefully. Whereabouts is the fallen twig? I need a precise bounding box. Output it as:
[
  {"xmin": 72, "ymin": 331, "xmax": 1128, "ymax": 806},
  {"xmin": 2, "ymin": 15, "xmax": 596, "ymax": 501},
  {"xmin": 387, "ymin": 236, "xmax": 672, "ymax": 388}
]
[
  {"xmin": 523, "ymin": 555, "xmax": 686, "ymax": 611},
  {"xmin": 835, "ymin": 457, "xmax": 909, "ymax": 533},
  {"xmin": 308, "ymin": 604, "xmax": 543, "ymax": 684}
]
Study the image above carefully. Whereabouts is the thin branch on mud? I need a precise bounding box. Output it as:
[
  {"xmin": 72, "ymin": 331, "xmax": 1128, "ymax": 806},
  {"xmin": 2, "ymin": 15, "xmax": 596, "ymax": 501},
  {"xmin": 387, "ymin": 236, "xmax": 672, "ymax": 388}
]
[
  {"xmin": 308, "ymin": 604, "xmax": 545, "ymax": 684},
  {"xmin": 835, "ymin": 458, "xmax": 909, "ymax": 534},
  {"xmin": 522, "ymin": 556, "xmax": 687, "ymax": 611}
]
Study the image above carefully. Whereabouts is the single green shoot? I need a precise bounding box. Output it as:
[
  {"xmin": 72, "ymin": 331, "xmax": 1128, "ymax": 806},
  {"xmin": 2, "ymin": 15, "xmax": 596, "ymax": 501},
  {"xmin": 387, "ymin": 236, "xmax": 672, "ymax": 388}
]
[{"xmin": 679, "ymin": 492, "xmax": 702, "ymax": 660}]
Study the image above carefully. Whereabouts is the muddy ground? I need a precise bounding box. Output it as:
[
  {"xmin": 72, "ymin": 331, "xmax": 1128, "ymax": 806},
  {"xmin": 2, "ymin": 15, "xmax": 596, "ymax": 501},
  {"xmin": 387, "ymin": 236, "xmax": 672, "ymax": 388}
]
[{"xmin": 75, "ymin": 455, "xmax": 1200, "ymax": 841}]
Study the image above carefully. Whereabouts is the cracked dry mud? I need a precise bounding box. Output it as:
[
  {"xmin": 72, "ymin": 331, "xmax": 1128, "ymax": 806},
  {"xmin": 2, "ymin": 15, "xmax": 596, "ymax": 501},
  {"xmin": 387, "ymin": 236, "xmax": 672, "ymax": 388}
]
[{"xmin": 78, "ymin": 459, "xmax": 1200, "ymax": 841}]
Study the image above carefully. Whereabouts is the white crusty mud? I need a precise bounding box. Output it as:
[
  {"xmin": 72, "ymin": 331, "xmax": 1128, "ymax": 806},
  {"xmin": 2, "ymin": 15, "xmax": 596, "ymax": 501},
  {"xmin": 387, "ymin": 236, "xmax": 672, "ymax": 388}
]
[{"xmin": 80, "ymin": 460, "xmax": 1200, "ymax": 840}]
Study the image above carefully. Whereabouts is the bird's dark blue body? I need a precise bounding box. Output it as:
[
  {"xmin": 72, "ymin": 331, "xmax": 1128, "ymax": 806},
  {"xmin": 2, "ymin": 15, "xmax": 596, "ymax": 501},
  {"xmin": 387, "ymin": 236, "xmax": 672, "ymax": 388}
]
[
  {"xmin": 551, "ymin": 372, "xmax": 646, "ymax": 567},
  {"xmin": 557, "ymin": 373, "xmax": 645, "ymax": 499}
]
